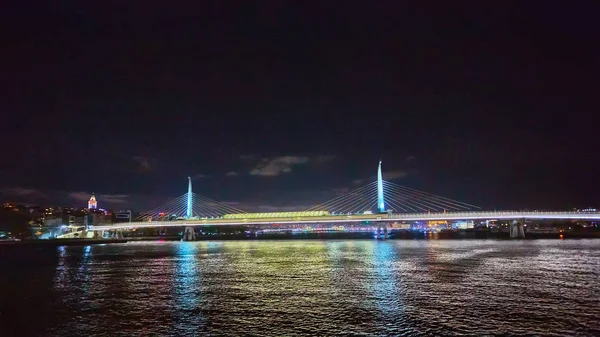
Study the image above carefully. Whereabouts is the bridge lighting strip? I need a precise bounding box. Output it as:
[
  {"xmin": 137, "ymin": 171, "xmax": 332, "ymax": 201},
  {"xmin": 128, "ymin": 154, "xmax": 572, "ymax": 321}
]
[{"xmin": 92, "ymin": 213, "xmax": 600, "ymax": 230}]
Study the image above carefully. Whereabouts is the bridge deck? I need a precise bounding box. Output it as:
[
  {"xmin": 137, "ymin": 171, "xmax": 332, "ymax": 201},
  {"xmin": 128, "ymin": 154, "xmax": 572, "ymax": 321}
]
[{"xmin": 92, "ymin": 211, "xmax": 600, "ymax": 230}]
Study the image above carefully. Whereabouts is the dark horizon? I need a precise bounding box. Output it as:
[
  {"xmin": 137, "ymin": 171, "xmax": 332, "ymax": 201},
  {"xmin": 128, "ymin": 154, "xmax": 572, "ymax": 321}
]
[{"xmin": 1, "ymin": 2, "xmax": 598, "ymax": 211}]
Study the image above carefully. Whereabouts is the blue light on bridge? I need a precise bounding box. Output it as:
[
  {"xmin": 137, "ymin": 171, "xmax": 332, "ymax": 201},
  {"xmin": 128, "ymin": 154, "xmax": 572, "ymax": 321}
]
[
  {"xmin": 377, "ymin": 160, "xmax": 385, "ymax": 213},
  {"xmin": 186, "ymin": 176, "xmax": 193, "ymax": 219}
]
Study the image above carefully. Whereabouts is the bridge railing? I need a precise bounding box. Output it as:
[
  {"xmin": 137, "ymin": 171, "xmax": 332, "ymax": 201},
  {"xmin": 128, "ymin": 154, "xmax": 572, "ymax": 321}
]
[{"xmin": 390, "ymin": 210, "xmax": 600, "ymax": 218}]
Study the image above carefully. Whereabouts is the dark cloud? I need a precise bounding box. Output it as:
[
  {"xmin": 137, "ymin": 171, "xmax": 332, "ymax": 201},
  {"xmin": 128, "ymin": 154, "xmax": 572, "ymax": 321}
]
[
  {"xmin": 1, "ymin": 187, "xmax": 45, "ymax": 198},
  {"xmin": 225, "ymin": 171, "xmax": 238, "ymax": 177},
  {"xmin": 250, "ymin": 156, "xmax": 309, "ymax": 176},
  {"xmin": 69, "ymin": 192, "xmax": 129, "ymax": 205},
  {"xmin": 383, "ymin": 170, "xmax": 408, "ymax": 180},
  {"xmin": 68, "ymin": 191, "xmax": 95, "ymax": 202},
  {"xmin": 133, "ymin": 156, "xmax": 152, "ymax": 171},
  {"xmin": 100, "ymin": 194, "xmax": 130, "ymax": 204},
  {"xmin": 221, "ymin": 201, "xmax": 243, "ymax": 207},
  {"xmin": 331, "ymin": 188, "xmax": 350, "ymax": 196}
]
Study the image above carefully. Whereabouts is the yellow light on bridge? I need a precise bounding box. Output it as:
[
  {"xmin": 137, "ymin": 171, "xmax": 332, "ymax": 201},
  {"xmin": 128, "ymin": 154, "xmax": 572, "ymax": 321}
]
[{"xmin": 223, "ymin": 211, "xmax": 329, "ymax": 219}]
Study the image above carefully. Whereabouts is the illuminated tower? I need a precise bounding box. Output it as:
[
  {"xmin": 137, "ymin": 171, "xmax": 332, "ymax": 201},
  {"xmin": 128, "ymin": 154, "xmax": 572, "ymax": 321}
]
[
  {"xmin": 186, "ymin": 176, "xmax": 193, "ymax": 219},
  {"xmin": 377, "ymin": 160, "xmax": 385, "ymax": 212},
  {"xmin": 88, "ymin": 193, "xmax": 97, "ymax": 209}
]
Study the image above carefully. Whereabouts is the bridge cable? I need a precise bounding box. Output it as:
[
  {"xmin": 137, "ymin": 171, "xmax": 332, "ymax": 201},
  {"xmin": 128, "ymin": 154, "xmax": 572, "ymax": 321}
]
[
  {"xmin": 383, "ymin": 182, "xmax": 459, "ymax": 211},
  {"xmin": 385, "ymin": 181, "xmax": 480, "ymax": 209},
  {"xmin": 323, "ymin": 187, "xmax": 378, "ymax": 214},
  {"xmin": 305, "ymin": 181, "xmax": 378, "ymax": 212},
  {"xmin": 383, "ymin": 182, "xmax": 478, "ymax": 211}
]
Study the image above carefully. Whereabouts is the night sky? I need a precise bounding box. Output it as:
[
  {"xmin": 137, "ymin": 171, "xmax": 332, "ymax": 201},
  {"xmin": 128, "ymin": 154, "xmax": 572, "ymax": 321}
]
[{"xmin": 1, "ymin": 2, "xmax": 598, "ymax": 211}]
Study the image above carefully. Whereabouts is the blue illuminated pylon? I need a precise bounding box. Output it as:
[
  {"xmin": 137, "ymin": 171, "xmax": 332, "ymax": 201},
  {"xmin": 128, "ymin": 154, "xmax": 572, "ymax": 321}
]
[
  {"xmin": 377, "ymin": 160, "xmax": 385, "ymax": 212},
  {"xmin": 186, "ymin": 176, "xmax": 193, "ymax": 219}
]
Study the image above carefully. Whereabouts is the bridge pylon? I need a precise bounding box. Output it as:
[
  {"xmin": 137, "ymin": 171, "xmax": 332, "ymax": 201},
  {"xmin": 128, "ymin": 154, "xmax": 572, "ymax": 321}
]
[
  {"xmin": 377, "ymin": 160, "xmax": 385, "ymax": 213},
  {"xmin": 186, "ymin": 176, "xmax": 193, "ymax": 219}
]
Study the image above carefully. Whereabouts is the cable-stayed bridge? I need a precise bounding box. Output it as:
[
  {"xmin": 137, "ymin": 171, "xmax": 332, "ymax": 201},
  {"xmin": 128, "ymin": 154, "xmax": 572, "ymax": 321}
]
[{"xmin": 92, "ymin": 162, "xmax": 600, "ymax": 238}]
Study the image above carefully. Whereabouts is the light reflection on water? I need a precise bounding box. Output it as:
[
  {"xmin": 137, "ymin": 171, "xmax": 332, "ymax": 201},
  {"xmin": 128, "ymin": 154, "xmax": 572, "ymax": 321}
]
[
  {"xmin": 1, "ymin": 240, "xmax": 599, "ymax": 336},
  {"xmin": 173, "ymin": 242, "xmax": 203, "ymax": 333}
]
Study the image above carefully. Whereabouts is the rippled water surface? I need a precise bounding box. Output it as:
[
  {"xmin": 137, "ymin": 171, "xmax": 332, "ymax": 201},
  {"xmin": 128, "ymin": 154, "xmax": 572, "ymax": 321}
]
[{"xmin": 1, "ymin": 240, "xmax": 599, "ymax": 336}]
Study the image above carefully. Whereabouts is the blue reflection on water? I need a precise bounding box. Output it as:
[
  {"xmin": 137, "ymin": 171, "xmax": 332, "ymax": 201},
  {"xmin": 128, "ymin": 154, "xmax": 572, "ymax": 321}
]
[
  {"xmin": 372, "ymin": 242, "xmax": 405, "ymax": 318},
  {"xmin": 57, "ymin": 245, "xmax": 67, "ymax": 257},
  {"xmin": 78, "ymin": 246, "xmax": 92, "ymax": 292},
  {"xmin": 53, "ymin": 246, "xmax": 69, "ymax": 285},
  {"xmin": 174, "ymin": 243, "xmax": 204, "ymax": 330},
  {"xmin": 83, "ymin": 245, "xmax": 91, "ymax": 256}
]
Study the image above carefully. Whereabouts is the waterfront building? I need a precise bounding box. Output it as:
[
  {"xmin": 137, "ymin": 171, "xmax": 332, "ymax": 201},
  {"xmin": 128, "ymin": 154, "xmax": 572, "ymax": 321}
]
[{"xmin": 88, "ymin": 193, "xmax": 97, "ymax": 209}]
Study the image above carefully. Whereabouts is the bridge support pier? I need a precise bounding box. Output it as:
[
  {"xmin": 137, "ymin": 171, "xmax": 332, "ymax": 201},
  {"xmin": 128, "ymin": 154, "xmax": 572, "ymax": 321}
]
[
  {"xmin": 114, "ymin": 230, "xmax": 124, "ymax": 239},
  {"xmin": 247, "ymin": 228, "xmax": 258, "ymax": 237},
  {"xmin": 182, "ymin": 227, "xmax": 197, "ymax": 241},
  {"xmin": 107, "ymin": 230, "xmax": 124, "ymax": 239},
  {"xmin": 376, "ymin": 224, "xmax": 388, "ymax": 239},
  {"xmin": 509, "ymin": 220, "xmax": 526, "ymax": 238}
]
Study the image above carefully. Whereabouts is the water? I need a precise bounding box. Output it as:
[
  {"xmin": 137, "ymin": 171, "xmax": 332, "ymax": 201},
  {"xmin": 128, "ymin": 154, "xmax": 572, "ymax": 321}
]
[{"xmin": 1, "ymin": 239, "xmax": 599, "ymax": 336}]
